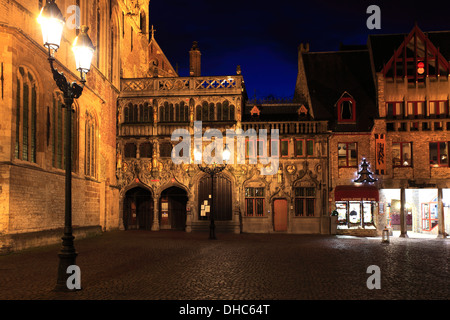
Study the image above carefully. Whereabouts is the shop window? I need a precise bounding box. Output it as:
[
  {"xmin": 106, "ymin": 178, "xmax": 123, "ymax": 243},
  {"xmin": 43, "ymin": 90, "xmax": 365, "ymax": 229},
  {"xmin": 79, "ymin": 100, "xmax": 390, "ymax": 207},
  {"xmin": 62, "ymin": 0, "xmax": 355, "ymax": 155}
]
[
  {"xmin": 429, "ymin": 142, "xmax": 449, "ymax": 167},
  {"xmin": 421, "ymin": 198, "xmax": 438, "ymax": 231},
  {"xmin": 245, "ymin": 187, "xmax": 265, "ymax": 216},
  {"xmin": 338, "ymin": 142, "xmax": 357, "ymax": 167},
  {"xmin": 336, "ymin": 201, "xmax": 375, "ymax": 228},
  {"xmin": 294, "ymin": 187, "xmax": 315, "ymax": 216},
  {"xmin": 392, "ymin": 142, "xmax": 412, "ymax": 167}
]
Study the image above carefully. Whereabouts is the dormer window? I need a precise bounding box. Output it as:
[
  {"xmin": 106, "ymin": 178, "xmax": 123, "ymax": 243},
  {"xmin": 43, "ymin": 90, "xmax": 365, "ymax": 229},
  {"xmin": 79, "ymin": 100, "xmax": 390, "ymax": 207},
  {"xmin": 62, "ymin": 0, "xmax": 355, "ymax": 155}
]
[{"xmin": 337, "ymin": 94, "xmax": 356, "ymax": 123}]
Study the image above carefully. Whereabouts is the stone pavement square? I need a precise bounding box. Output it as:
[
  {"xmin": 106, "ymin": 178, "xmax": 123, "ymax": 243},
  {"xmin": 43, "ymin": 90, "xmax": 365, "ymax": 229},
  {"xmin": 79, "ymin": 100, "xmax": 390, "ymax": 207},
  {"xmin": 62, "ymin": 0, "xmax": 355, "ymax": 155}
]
[{"xmin": 0, "ymin": 230, "xmax": 448, "ymax": 301}]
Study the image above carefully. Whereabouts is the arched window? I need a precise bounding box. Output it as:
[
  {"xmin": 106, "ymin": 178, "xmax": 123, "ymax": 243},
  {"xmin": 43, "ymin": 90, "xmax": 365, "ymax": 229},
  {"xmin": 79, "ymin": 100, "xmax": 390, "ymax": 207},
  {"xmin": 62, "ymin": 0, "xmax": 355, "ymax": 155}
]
[
  {"xmin": 15, "ymin": 66, "xmax": 37, "ymax": 163},
  {"xmin": 222, "ymin": 101, "xmax": 229, "ymax": 121},
  {"xmin": 160, "ymin": 104, "xmax": 165, "ymax": 122},
  {"xmin": 124, "ymin": 143, "xmax": 137, "ymax": 158},
  {"xmin": 133, "ymin": 104, "xmax": 138, "ymax": 122},
  {"xmin": 52, "ymin": 92, "xmax": 78, "ymax": 172},
  {"xmin": 175, "ymin": 103, "xmax": 180, "ymax": 122},
  {"xmin": 230, "ymin": 105, "xmax": 235, "ymax": 120},
  {"xmin": 140, "ymin": 10, "xmax": 146, "ymax": 33},
  {"xmin": 164, "ymin": 102, "xmax": 169, "ymax": 122},
  {"xmin": 196, "ymin": 106, "xmax": 202, "ymax": 121},
  {"xmin": 209, "ymin": 103, "xmax": 215, "ymax": 121},
  {"xmin": 124, "ymin": 106, "xmax": 130, "ymax": 123},
  {"xmin": 85, "ymin": 111, "xmax": 98, "ymax": 178},
  {"xmin": 216, "ymin": 103, "xmax": 222, "ymax": 121},
  {"xmin": 202, "ymin": 101, "xmax": 208, "ymax": 120},
  {"xmin": 169, "ymin": 103, "xmax": 174, "ymax": 122}
]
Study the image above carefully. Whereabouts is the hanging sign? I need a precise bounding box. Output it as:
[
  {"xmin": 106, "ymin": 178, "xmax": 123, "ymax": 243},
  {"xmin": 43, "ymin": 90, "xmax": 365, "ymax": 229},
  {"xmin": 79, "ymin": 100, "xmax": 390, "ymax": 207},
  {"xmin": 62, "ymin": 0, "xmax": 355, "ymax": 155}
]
[{"xmin": 375, "ymin": 134, "xmax": 386, "ymax": 174}]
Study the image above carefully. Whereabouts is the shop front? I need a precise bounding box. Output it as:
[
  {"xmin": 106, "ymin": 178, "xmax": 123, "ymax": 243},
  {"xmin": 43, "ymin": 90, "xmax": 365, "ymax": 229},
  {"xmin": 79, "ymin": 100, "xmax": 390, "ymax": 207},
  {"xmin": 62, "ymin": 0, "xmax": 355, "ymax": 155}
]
[{"xmin": 334, "ymin": 185, "xmax": 379, "ymax": 235}]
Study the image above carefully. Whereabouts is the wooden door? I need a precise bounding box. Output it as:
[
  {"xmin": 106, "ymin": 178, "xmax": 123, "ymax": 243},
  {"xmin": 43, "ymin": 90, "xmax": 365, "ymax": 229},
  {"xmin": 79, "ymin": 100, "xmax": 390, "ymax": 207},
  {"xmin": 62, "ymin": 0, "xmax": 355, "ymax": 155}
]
[{"xmin": 273, "ymin": 199, "xmax": 288, "ymax": 231}]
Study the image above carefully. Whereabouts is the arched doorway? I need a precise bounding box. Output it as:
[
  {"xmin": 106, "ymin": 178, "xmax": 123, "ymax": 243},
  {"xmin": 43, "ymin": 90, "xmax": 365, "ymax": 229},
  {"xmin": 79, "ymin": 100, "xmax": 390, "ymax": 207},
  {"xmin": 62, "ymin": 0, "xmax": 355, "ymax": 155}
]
[
  {"xmin": 160, "ymin": 186, "xmax": 188, "ymax": 230},
  {"xmin": 198, "ymin": 174, "xmax": 232, "ymax": 221},
  {"xmin": 123, "ymin": 187, "xmax": 153, "ymax": 230}
]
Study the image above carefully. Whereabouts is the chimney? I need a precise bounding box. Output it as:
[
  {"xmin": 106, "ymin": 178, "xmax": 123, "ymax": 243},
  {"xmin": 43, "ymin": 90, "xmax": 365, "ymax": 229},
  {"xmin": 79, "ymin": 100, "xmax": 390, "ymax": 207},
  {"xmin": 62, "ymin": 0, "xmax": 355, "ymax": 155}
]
[{"xmin": 189, "ymin": 41, "xmax": 201, "ymax": 76}]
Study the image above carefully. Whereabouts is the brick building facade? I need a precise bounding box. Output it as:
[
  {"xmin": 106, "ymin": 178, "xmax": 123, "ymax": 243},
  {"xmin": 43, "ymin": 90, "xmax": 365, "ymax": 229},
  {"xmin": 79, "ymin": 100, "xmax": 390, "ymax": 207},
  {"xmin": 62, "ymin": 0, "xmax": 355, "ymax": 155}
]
[
  {"xmin": 1, "ymin": 1, "xmax": 447, "ymax": 254},
  {"xmin": 0, "ymin": 0, "xmax": 154, "ymax": 253}
]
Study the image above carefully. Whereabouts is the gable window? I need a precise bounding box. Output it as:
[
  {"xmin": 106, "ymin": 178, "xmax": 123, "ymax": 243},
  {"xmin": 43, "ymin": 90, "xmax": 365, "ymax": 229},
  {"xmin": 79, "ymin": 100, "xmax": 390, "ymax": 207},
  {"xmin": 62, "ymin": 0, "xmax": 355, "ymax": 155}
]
[
  {"xmin": 392, "ymin": 142, "xmax": 412, "ymax": 167},
  {"xmin": 338, "ymin": 97, "xmax": 356, "ymax": 122},
  {"xmin": 338, "ymin": 142, "xmax": 357, "ymax": 167},
  {"xmin": 429, "ymin": 142, "xmax": 448, "ymax": 167},
  {"xmin": 245, "ymin": 187, "xmax": 265, "ymax": 216},
  {"xmin": 294, "ymin": 187, "xmax": 315, "ymax": 217}
]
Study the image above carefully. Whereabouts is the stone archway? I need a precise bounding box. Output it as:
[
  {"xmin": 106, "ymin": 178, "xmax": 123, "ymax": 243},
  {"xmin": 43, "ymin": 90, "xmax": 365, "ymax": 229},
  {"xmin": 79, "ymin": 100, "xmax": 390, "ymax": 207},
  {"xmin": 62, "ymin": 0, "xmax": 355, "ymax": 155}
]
[
  {"xmin": 159, "ymin": 186, "xmax": 188, "ymax": 230},
  {"xmin": 123, "ymin": 187, "xmax": 154, "ymax": 230}
]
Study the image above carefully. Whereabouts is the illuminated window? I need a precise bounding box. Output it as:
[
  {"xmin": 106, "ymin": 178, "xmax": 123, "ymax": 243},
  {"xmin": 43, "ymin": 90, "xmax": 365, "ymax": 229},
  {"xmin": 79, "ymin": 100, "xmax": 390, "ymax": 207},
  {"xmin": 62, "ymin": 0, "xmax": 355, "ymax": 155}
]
[
  {"xmin": 392, "ymin": 142, "xmax": 412, "ymax": 167},
  {"xmin": 85, "ymin": 112, "xmax": 97, "ymax": 177},
  {"xmin": 429, "ymin": 142, "xmax": 448, "ymax": 167},
  {"xmin": 338, "ymin": 142, "xmax": 357, "ymax": 167}
]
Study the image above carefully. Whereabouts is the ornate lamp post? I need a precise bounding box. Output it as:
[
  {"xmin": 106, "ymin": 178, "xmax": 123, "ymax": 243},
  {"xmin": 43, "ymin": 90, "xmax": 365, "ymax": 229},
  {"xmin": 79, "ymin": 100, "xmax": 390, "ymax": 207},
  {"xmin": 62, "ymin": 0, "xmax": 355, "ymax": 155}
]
[
  {"xmin": 38, "ymin": 0, "xmax": 94, "ymax": 291},
  {"xmin": 194, "ymin": 145, "xmax": 231, "ymax": 240}
]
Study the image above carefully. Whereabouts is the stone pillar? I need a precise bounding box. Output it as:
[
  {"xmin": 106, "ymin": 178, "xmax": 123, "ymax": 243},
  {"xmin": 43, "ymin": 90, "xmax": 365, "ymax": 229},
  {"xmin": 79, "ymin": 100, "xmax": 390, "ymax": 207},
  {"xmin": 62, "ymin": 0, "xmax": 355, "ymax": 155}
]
[
  {"xmin": 152, "ymin": 195, "xmax": 160, "ymax": 231},
  {"xmin": 437, "ymin": 188, "xmax": 447, "ymax": 238},
  {"xmin": 400, "ymin": 187, "xmax": 408, "ymax": 237}
]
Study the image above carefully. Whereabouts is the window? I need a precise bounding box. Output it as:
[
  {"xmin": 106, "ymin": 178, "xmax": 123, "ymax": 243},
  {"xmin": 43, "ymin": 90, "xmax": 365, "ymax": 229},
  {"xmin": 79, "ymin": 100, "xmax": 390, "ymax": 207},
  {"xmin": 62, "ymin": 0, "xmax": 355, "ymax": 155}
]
[
  {"xmin": 429, "ymin": 142, "xmax": 448, "ymax": 167},
  {"xmin": 338, "ymin": 143, "xmax": 357, "ymax": 167},
  {"xmin": 52, "ymin": 93, "xmax": 77, "ymax": 171},
  {"xmin": 407, "ymin": 101, "xmax": 425, "ymax": 117},
  {"xmin": 280, "ymin": 139, "xmax": 290, "ymax": 157},
  {"xmin": 85, "ymin": 112, "xmax": 97, "ymax": 177},
  {"xmin": 16, "ymin": 67, "xmax": 37, "ymax": 163},
  {"xmin": 392, "ymin": 142, "xmax": 412, "ymax": 167},
  {"xmin": 159, "ymin": 142, "xmax": 172, "ymax": 158},
  {"xmin": 295, "ymin": 139, "xmax": 304, "ymax": 157},
  {"xmin": 124, "ymin": 143, "xmax": 136, "ymax": 158},
  {"xmin": 245, "ymin": 187, "xmax": 265, "ymax": 216},
  {"xmin": 294, "ymin": 187, "xmax": 315, "ymax": 216},
  {"xmin": 430, "ymin": 101, "xmax": 449, "ymax": 117},
  {"xmin": 386, "ymin": 102, "xmax": 404, "ymax": 118},
  {"xmin": 338, "ymin": 97, "xmax": 356, "ymax": 122},
  {"xmin": 245, "ymin": 139, "xmax": 256, "ymax": 159},
  {"xmin": 270, "ymin": 138, "xmax": 279, "ymax": 158},
  {"xmin": 306, "ymin": 139, "xmax": 314, "ymax": 156},
  {"xmin": 139, "ymin": 142, "xmax": 153, "ymax": 158}
]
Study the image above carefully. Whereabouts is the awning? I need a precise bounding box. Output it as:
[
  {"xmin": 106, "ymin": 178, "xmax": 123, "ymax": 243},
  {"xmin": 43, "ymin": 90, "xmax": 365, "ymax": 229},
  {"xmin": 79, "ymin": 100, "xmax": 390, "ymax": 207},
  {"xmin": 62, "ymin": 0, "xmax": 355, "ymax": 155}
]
[{"xmin": 334, "ymin": 185, "xmax": 379, "ymax": 202}]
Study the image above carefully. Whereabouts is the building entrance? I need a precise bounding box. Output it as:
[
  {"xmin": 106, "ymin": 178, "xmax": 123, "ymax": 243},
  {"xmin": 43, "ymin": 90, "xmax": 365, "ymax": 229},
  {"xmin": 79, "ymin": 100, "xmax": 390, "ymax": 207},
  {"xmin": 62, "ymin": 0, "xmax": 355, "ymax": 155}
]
[
  {"xmin": 160, "ymin": 187, "xmax": 188, "ymax": 230},
  {"xmin": 123, "ymin": 187, "xmax": 153, "ymax": 230}
]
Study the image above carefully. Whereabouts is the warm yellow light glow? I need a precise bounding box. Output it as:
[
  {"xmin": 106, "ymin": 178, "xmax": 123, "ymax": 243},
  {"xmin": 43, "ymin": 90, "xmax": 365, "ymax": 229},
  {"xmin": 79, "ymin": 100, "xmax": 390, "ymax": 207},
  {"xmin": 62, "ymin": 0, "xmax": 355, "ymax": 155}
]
[{"xmin": 37, "ymin": 7, "xmax": 64, "ymax": 51}]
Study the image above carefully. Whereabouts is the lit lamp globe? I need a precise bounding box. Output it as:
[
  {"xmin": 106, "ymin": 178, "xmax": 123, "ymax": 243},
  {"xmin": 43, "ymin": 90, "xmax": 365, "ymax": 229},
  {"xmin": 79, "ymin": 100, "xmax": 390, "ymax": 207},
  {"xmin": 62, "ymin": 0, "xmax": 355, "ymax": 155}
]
[
  {"xmin": 37, "ymin": 0, "xmax": 65, "ymax": 55},
  {"xmin": 194, "ymin": 147, "xmax": 202, "ymax": 163},
  {"xmin": 223, "ymin": 144, "xmax": 231, "ymax": 162},
  {"xmin": 72, "ymin": 26, "xmax": 95, "ymax": 82}
]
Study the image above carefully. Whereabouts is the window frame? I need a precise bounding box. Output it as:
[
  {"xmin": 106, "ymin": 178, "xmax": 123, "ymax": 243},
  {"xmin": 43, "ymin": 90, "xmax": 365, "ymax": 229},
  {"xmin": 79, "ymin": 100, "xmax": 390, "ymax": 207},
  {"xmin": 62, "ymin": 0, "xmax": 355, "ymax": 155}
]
[
  {"xmin": 429, "ymin": 141, "xmax": 449, "ymax": 167},
  {"xmin": 245, "ymin": 187, "xmax": 265, "ymax": 217},
  {"xmin": 294, "ymin": 186, "xmax": 316, "ymax": 217},
  {"xmin": 392, "ymin": 142, "xmax": 413, "ymax": 167},
  {"xmin": 338, "ymin": 142, "xmax": 358, "ymax": 168},
  {"xmin": 337, "ymin": 97, "xmax": 356, "ymax": 122}
]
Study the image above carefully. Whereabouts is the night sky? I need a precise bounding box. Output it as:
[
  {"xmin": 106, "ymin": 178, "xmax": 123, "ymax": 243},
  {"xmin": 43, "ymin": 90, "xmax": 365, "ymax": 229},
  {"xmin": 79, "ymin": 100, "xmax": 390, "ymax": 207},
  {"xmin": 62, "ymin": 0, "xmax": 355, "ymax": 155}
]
[{"xmin": 148, "ymin": 0, "xmax": 450, "ymax": 100}]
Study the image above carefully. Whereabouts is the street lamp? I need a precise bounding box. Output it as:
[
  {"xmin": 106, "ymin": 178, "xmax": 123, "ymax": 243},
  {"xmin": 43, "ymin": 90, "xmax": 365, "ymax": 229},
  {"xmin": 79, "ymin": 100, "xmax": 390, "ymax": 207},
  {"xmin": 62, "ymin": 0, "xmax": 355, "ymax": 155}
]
[
  {"xmin": 38, "ymin": 0, "xmax": 94, "ymax": 291},
  {"xmin": 194, "ymin": 144, "xmax": 231, "ymax": 240}
]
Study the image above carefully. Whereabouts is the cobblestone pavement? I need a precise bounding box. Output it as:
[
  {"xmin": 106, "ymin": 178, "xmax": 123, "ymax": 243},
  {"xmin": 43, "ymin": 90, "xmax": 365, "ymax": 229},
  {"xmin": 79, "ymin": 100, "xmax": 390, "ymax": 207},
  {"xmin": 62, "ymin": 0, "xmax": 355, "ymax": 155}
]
[{"xmin": 0, "ymin": 230, "xmax": 448, "ymax": 300}]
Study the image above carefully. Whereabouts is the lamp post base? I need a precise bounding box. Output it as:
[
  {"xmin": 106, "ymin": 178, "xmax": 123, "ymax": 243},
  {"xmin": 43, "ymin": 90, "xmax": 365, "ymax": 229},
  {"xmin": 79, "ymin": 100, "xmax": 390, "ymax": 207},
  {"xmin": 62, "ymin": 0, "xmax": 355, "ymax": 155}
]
[{"xmin": 54, "ymin": 234, "xmax": 80, "ymax": 292}]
